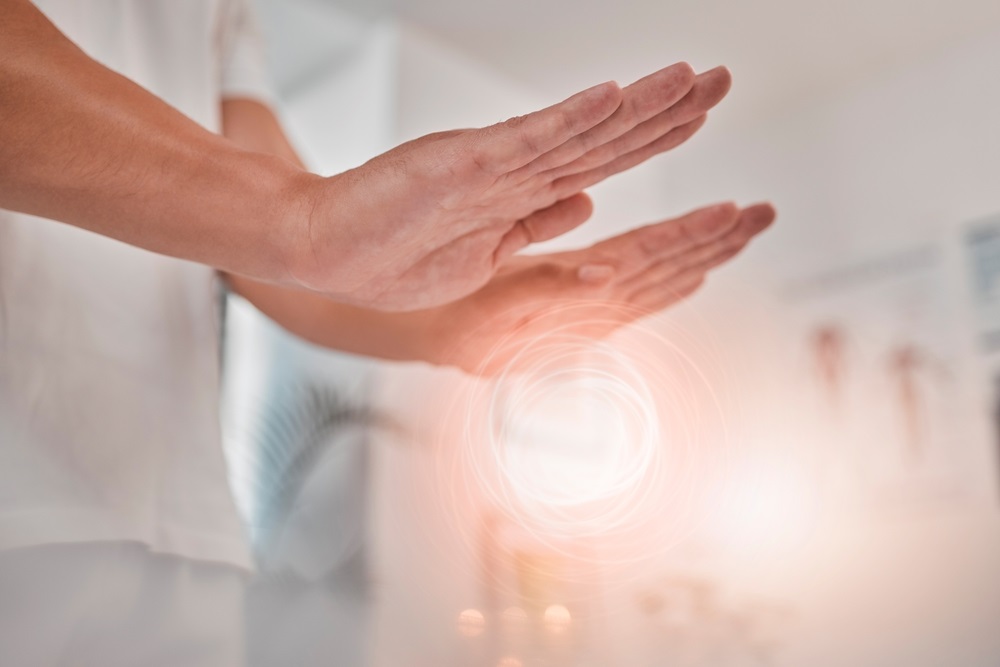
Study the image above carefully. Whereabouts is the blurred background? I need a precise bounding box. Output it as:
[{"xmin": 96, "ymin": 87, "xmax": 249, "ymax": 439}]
[{"xmin": 220, "ymin": 1, "xmax": 1000, "ymax": 665}]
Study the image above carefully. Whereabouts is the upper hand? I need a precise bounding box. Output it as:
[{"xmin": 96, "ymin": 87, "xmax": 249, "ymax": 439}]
[
  {"xmin": 292, "ymin": 63, "xmax": 732, "ymax": 310},
  {"xmin": 426, "ymin": 201, "xmax": 776, "ymax": 375}
]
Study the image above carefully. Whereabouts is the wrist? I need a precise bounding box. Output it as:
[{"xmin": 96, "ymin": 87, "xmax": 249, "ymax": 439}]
[
  {"xmin": 401, "ymin": 304, "xmax": 454, "ymax": 366},
  {"xmin": 205, "ymin": 146, "xmax": 328, "ymax": 287},
  {"xmin": 279, "ymin": 168, "xmax": 379, "ymax": 299},
  {"xmin": 419, "ymin": 301, "xmax": 482, "ymax": 370},
  {"xmin": 271, "ymin": 165, "xmax": 329, "ymax": 289}
]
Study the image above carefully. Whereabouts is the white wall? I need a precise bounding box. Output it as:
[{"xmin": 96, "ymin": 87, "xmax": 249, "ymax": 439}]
[
  {"xmin": 239, "ymin": 3, "xmax": 1000, "ymax": 663},
  {"xmin": 630, "ymin": 26, "xmax": 1000, "ymax": 667},
  {"xmin": 279, "ymin": 21, "xmax": 399, "ymax": 173}
]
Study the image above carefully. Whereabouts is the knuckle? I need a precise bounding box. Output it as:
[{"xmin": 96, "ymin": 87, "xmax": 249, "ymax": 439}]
[
  {"xmin": 675, "ymin": 61, "xmax": 697, "ymax": 83},
  {"xmin": 464, "ymin": 136, "xmax": 499, "ymax": 177},
  {"xmin": 556, "ymin": 109, "xmax": 579, "ymax": 137},
  {"xmin": 469, "ymin": 149, "xmax": 494, "ymax": 176},
  {"xmin": 504, "ymin": 114, "xmax": 528, "ymax": 129}
]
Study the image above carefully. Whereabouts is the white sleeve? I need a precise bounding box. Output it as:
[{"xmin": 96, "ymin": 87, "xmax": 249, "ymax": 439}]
[{"xmin": 218, "ymin": 0, "xmax": 275, "ymax": 104}]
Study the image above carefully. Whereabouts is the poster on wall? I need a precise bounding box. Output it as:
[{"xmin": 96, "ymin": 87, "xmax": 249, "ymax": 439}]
[
  {"xmin": 963, "ymin": 213, "xmax": 1000, "ymax": 496},
  {"xmin": 781, "ymin": 244, "xmax": 976, "ymax": 511}
]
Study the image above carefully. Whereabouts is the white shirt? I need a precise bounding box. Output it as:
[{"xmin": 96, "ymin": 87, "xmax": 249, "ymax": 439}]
[{"xmin": 0, "ymin": 0, "xmax": 273, "ymax": 570}]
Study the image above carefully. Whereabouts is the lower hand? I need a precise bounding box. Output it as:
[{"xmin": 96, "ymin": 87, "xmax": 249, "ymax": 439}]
[{"xmin": 425, "ymin": 201, "xmax": 775, "ymax": 375}]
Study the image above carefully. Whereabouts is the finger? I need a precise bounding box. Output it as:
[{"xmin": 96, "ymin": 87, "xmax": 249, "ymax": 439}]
[
  {"xmin": 632, "ymin": 205, "xmax": 774, "ymax": 287},
  {"xmin": 469, "ymin": 81, "xmax": 622, "ymax": 176},
  {"xmin": 535, "ymin": 201, "xmax": 740, "ymax": 289},
  {"xmin": 631, "ymin": 271, "xmax": 707, "ymax": 312},
  {"xmin": 625, "ymin": 203, "xmax": 775, "ymax": 289},
  {"xmin": 549, "ymin": 114, "xmax": 708, "ymax": 199},
  {"xmin": 665, "ymin": 203, "xmax": 773, "ymax": 268},
  {"xmin": 733, "ymin": 202, "xmax": 777, "ymax": 237},
  {"xmin": 635, "ymin": 229, "xmax": 756, "ymax": 302},
  {"xmin": 492, "ymin": 192, "xmax": 594, "ymax": 263},
  {"xmin": 648, "ymin": 237, "xmax": 746, "ymax": 285},
  {"xmin": 544, "ymin": 67, "xmax": 731, "ymax": 182},
  {"xmin": 631, "ymin": 200, "xmax": 743, "ymax": 253},
  {"xmin": 590, "ymin": 201, "xmax": 742, "ymax": 280},
  {"xmin": 510, "ymin": 62, "xmax": 697, "ymax": 179}
]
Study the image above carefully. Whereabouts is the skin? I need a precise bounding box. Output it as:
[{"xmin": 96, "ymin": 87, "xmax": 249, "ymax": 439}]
[
  {"xmin": 299, "ymin": 64, "xmax": 735, "ymax": 309},
  {"xmin": 0, "ymin": 0, "xmax": 752, "ymax": 313},
  {"xmin": 221, "ymin": 100, "xmax": 775, "ymax": 374}
]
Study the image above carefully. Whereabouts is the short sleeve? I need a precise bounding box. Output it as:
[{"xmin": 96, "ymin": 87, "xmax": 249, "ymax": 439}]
[{"xmin": 218, "ymin": 0, "xmax": 274, "ymax": 104}]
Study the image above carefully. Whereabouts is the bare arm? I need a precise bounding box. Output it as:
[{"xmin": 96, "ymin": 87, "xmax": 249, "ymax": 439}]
[
  {"xmin": 2, "ymin": 0, "xmax": 734, "ymax": 309},
  {"xmin": 0, "ymin": 0, "xmax": 314, "ymax": 283}
]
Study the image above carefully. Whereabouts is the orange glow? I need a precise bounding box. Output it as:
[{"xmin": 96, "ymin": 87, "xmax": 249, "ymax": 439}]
[
  {"xmin": 496, "ymin": 370, "xmax": 658, "ymax": 510},
  {"xmin": 497, "ymin": 657, "xmax": 523, "ymax": 667},
  {"xmin": 430, "ymin": 304, "xmax": 737, "ymax": 578}
]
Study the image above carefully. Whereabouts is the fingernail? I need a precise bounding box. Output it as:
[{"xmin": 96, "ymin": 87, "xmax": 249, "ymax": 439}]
[
  {"xmin": 749, "ymin": 201, "xmax": 778, "ymax": 217},
  {"xmin": 578, "ymin": 264, "xmax": 615, "ymax": 284},
  {"xmin": 745, "ymin": 202, "xmax": 777, "ymax": 229},
  {"xmin": 709, "ymin": 201, "xmax": 738, "ymax": 214}
]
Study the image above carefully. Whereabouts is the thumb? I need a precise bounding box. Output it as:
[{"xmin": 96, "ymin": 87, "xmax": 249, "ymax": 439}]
[{"xmin": 494, "ymin": 192, "xmax": 594, "ymax": 262}]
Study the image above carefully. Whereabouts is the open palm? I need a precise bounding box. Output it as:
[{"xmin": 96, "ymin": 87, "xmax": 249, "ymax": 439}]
[{"xmin": 432, "ymin": 202, "xmax": 775, "ymax": 374}]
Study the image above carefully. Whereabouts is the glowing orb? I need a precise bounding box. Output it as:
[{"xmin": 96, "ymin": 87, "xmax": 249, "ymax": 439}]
[
  {"xmin": 496, "ymin": 367, "xmax": 658, "ymax": 509},
  {"xmin": 476, "ymin": 335, "xmax": 665, "ymax": 542},
  {"xmin": 437, "ymin": 301, "xmax": 735, "ymax": 578}
]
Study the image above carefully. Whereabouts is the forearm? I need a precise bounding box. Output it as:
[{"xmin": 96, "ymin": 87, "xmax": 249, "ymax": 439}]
[
  {"xmin": 0, "ymin": 0, "xmax": 318, "ymax": 284},
  {"xmin": 226, "ymin": 274, "xmax": 445, "ymax": 363}
]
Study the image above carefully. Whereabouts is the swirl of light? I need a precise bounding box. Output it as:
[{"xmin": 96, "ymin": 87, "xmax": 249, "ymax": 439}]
[
  {"xmin": 430, "ymin": 300, "xmax": 736, "ymax": 582},
  {"xmin": 485, "ymin": 336, "xmax": 661, "ymax": 538}
]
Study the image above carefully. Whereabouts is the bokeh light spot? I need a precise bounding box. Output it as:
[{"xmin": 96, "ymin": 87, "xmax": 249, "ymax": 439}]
[
  {"xmin": 543, "ymin": 604, "xmax": 572, "ymax": 634},
  {"xmin": 457, "ymin": 608, "xmax": 485, "ymax": 637}
]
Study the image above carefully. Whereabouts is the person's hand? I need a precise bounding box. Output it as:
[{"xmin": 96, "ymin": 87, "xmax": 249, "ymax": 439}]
[
  {"xmin": 424, "ymin": 201, "xmax": 775, "ymax": 375},
  {"xmin": 293, "ymin": 63, "xmax": 732, "ymax": 310}
]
